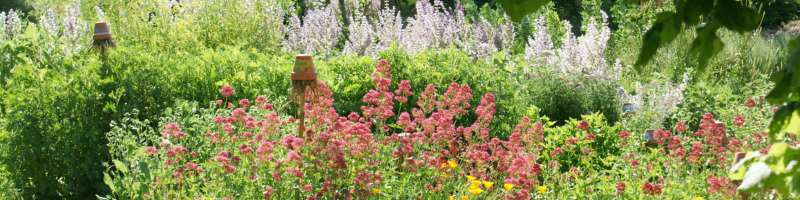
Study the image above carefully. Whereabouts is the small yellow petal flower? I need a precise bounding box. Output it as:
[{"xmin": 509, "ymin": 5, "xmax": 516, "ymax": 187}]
[
  {"xmin": 449, "ymin": 195, "xmax": 455, "ymax": 200},
  {"xmin": 461, "ymin": 195, "xmax": 468, "ymax": 200},
  {"xmin": 468, "ymin": 185, "xmax": 484, "ymax": 195},
  {"xmin": 692, "ymin": 197, "xmax": 704, "ymax": 200},
  {"xmin": 371, "ymin": 188, "xmax": 380, "ymax": 194},
  {"xmin": 482, "ymin": 181, "xmax": 494, "ymax": 189},
  {"xmin": 448, "ymin": 160, "xmax": 458, "ymax": 169},
  {"xmin": 537, "ymin": 186, "xmax": 548, "ymax": 194},
  {"xmin": 466, "ymin": 175, "xmax": 476, "ymax": 181},
  {"xmin": 470, "ymin": 180, "xmax": 481, "ymax": 188},
  {"xmin": 503, "ymin": 183, "xmax": 514, "ymax": 191}
]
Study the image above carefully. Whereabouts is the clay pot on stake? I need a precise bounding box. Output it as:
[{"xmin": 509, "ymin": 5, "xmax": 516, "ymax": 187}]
[
  {"xmin": 93, "ymin": 21, "xmax": 115, "ymax": 76},
  {"xmin": 290, "ymin": 54, "xmax": 319, "ymax": 138}
]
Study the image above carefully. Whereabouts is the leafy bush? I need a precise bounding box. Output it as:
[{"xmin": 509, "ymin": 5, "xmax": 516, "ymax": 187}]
[
  {"xmin": 524, "ymin": 72, "xmax": 621, "ymax": 125},
  {"xmin": 1, "ymin": 41, "xmax": 292, "ymax": 198}
]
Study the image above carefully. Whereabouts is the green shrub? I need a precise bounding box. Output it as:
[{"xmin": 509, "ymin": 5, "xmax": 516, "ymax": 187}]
[{"xmin": 524, "ymin": 72, "xmax": 621, "ymax": 125}]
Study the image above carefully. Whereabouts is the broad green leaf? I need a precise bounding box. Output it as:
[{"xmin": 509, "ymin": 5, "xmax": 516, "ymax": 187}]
[
  {"xmin": 104, "ymin": 172, "xmax": 116, "ymax": 193},
  {"xmin": 769, "ymin": 103, "xmax": 800, "ymax": 140},
  {"xmin": 765, "ymin": 143, "xmax": 794, "ymax": 173},
  {"xmin": 713, "ymin": 0, "xmax": 762, "ymax": 32},
  {"xmin": 635, "ymin": 12, "xmax": 681, "ymax": 69},
  {"xmin": 690, "ymin": 23, "xmax": 723, "ymax": 72},
  {"xmin": 499, "ymin": 0, "xmax": 550, "ymax": 22}
]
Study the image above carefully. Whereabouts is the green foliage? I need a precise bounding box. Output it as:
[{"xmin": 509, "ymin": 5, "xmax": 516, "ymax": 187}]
[
  {"xmin": 523, "ymin": 71, "xmax": 621, "ymax": 126},
  {"xmin": 635, "ymin": 0, "xmax": 764, "ymax": 70},
  {"xmin": 498, "ymin": 0, "xmax": 550, "ymax": 22},
  {"xmin": 762, "ymin": 0, "xmax": 800, "ymax": 30}
]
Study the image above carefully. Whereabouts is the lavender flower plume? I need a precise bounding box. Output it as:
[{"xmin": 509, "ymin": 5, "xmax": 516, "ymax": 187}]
[
  {"xmin": 525, "ymin": 16, "xmax": 554, "ymax": 66},
  {"xmin": 283, "ymin": 4, "xmax": 341, "ymax": 55},
  {"xmin": 343, "ymin": 15, "xmax": 376, "ymax": 56},
  {"xmin": 0, "ymin": 12, "xmax": 6, "ymax": 40},
  {"xmin": 63, "ymin": 2, "xmax": 87, "ymax": 55},
  {"xmin": 40, "ymin": 9, "xmax": 59, "ymax": 36},
  {"xmin": 4, "ymin": 9, "xmax": 22, "ymax": 38}
]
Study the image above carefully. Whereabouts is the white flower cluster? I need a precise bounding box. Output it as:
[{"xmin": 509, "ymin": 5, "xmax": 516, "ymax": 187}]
[
  {"xmin": 1, "ymin": 9, "xmax": 23, "ymax": 40},
  {"xmin": 462, "ymin": 16, "xmax": 516, "ymax": 59},
  {"xmin": 623, "ymin": 74, "xmax": 690, "ymax": 126},
  {"xmin": 525, "ymin": 12, "xmax": 614, "ymax": 80},
  {"xmin": 283, "ymin": 4, "xmax": 341, "ymax": 55}
]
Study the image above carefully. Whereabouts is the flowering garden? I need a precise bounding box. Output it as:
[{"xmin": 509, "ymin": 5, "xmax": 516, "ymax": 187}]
[{"xmin": 1, "ymin": 0, "xmax": 800, "ymax": 199}]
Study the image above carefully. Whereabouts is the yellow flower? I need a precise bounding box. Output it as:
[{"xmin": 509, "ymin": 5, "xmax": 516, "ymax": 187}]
[
  {"xmin": 503, "ymin": 183, "xmax": 514, "ymax": 191},
  {"xmin": 449, "ymin": 195, "xmax": 455, "ymax": 200},
  {"xmin": 468, "ymin": 185, "xmax": 484, "ymax": 195},
  {"xmin": 692, "ymin": 197, "xmax": 704, "ymax": 200},
  {"xmin": 482, "ymin": 181, "xmax": 494, "ymax": 189},
  {"xmin": 469, "ymin": 180, "xmax": 481, "ymax": 188},
  {"xmin": 448, "ymin": 160, "xmax": 458, "ymax": 169},
  {"xmin": 466, "ymin": 175, "xmax": 476, "ymax": 182},
  {"xmin": 537, "ymin": 186, "xmax": 548, "ymax": 194},
  {"xmin": 371, "ymin": 188, "xmax": 380, "ymax": 194},
  {"xmin": 461, "ymin": 195, "xmax": 468, "ymax": 200}
]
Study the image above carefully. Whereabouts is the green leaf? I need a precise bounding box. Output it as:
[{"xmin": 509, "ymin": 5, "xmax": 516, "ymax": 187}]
[
  {"xmin": 690, "ymin": 23, "xmax": 723, "ymax": 72},
  {"xmin": 113, "ymin": 159, "xmax": 129, "ymax": 173},
  {"xmin": 499, "ymin": 0, "xmax": 551, "ymax": 22},
  {"xmin": 635, "ymin": 12, "xmax": 682, "ymax": 69},
  {"xmin": 677, "ymin": 0, "xmax": 714, "ymax": 26},
  {"xmin": 104, "ymin": 172, "xmax": 116, "ymax": 193},
  {"xmin": 713, "ymin": 0, "xmax": 762, "ymax": 32},
  {"xmin": 769, "ymin": 103, "xmax": 800, "ymax": 140},
  {"xmin": 766, "ymin": 143, "xmax": 791, "ymax": 173}
]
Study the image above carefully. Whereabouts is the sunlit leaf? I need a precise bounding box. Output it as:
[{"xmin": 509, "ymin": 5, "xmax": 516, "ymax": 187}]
[
  {"xmin": 113, "ymin": 159, "xmax": 128, "ymax": 173},
  {"xmin": 769, "ymin": 103, "xmax": 800, "ymax": 140}
]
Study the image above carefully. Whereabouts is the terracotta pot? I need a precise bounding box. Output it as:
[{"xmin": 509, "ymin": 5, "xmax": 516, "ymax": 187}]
[
  {"xmin": 93, "ymin": 22, "xmax": 112, "ymax": 41},
  {"xmin": 291, "ymin": 54, "xmax": 317, "ymax": 81}
]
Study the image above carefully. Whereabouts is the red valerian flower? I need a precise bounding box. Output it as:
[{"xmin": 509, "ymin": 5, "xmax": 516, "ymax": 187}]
[
  {"xmin": 618, "ymin": 130, "xmax": 629, "ymax": 139},
  {"xmin": 642, "ymin": 182, "xmax": 662, "ymax": 195},
  {"xmin": 745, "ymin": 97, "xmax": 756, "ymax": 108},
  {"xmin": 145, "ymin": 146, "xmax": 158, "ymax": 155},
  {"xmin": 616, "ymin": 182, "xmax": 625, "ymax": 195},
  {"xmin": 577, "ymin": 120, "xmax": 589, "ymax": 131},
  {"xmin": 394, "ymin": 80, "xmax": 413, "ymax": 103},
  {"xmin": 733, "ymin": 115, "xmax": 745, "ymax": 127},
  {"xmin": 674, "ymin": 121, "xmax": 687, "ymax": 133},
  {"xmin": 220, "ymin": 85, "xmax": 235, "ymax": 97},
  {"xmin": 239, "ymin": 99, "xmax": 251, "ymax": 108}
]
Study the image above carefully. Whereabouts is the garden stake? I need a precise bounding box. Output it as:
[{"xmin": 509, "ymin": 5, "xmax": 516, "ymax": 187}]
[{"xmin": 291, "ymin": 54, "xmax": 319, "ymax": 138}]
